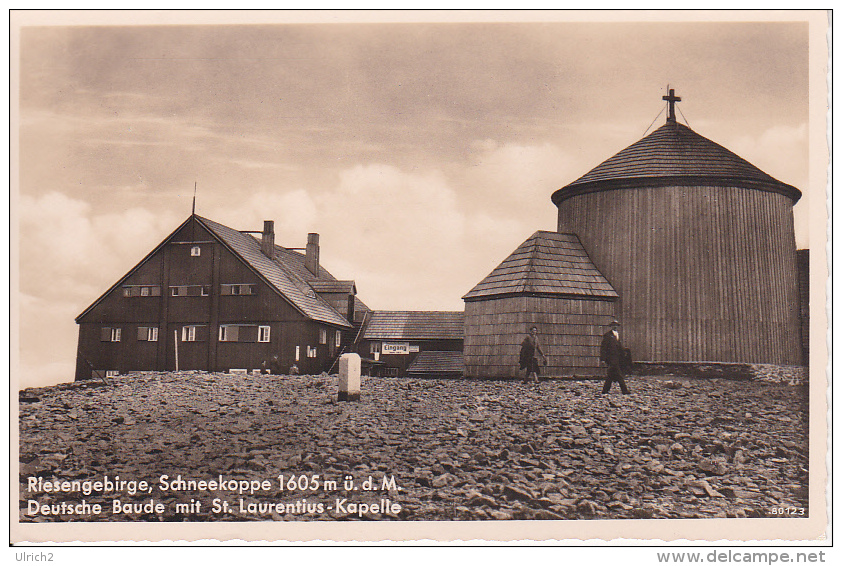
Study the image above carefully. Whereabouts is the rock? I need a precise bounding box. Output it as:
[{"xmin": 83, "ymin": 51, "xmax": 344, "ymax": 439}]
[
  {"xmin": 570, "ymin": 425, "xmax": 589, "ymax": 438},
  {"xmin": 699, "ymin": 458, "xmax": 729, "ymax": 475},
  {"xmin": 466, "ymin": 490, "xmax": 497, "ymax": 507},
  {"xmin": 686, "ymin": 479, "xmax": 724, "ymax": 498},
  {"xmin": 503, "ymin": 484, "xmax": 536, "ymax": 502},
  {"xmin": 17, "ymin": 371, "xmax": 809, "ymax": 522},
  {"xmin": 576, "ymin": 500, "xmax": 597, "ymax": 516}
]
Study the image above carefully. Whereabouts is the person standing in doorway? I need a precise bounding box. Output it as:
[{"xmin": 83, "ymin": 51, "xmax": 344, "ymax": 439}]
[
  {"xmin": 600, "ymin": 320, "xmax": 630, "ymax": 394},
  {"xmin": 519, "ymin": 326, "xmax": 545, "ymax": 383}
]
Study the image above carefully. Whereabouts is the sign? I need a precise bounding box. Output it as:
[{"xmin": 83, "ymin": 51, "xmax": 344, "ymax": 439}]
[
  {"xmin": 409, "ymin": 345, "xmax": 420, "ymax": 353},
  {"xmin": 381, "ymin": 342, "xmax": 410, "ymax": 355}
]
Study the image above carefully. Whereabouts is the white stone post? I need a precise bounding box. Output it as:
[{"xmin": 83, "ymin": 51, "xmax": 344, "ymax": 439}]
[{"xmin": 338, "ymin": 353, "xmax": 361, "ymax": 402}]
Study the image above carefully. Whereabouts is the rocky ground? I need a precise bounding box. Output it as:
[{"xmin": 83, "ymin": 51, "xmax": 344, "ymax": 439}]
[{"xmin": 19, "ymin": 371, "xmax": 809, "ymax": 522}]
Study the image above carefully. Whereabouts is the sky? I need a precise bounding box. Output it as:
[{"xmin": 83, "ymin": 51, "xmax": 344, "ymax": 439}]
[{"xmin": 14, "ymin": 13, "xmax": 817, "ymax": 389}]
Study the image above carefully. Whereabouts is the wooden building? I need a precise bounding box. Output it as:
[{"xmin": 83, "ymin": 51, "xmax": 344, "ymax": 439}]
[
  {"xmin": 463, "ymin": 231, "xmax": 618, "ymax": 378},
  {"xmin": 356, "ymin": 311, "xmax": 464, "ymax": 377},
  {"xmin": 796, "ymin": 249, "xmax": 810, "ymax": 365},
  {"xmin": 551, "ymin": 92, "xmax": 803, "ymax": 366},
  {"xmin": 74, "ymin": 215, "xmax": 360, "ymax": 380}
]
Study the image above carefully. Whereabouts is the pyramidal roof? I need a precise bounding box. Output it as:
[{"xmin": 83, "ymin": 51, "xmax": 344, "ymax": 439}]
[
  {"xmin": 551, "ymin": 121, "xmax": 801, "ymax": 205},
  {"xmin": 463, "ymin": 231, "xmax": 618, "ymax": 301}
]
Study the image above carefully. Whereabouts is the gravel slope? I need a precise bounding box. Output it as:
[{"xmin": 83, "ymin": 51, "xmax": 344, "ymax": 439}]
[{"xmin": 19, "ymin": 372, "xmax": 809, "ymax": 522}]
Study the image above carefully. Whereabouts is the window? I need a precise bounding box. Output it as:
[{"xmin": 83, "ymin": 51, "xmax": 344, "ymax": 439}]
[
  {"xmin": 221, "ymin": 284, "xmax": 255, "ymax": 296},
  {"xmin": 122, "ymin": 285, "xmax": 161, "ymax": 297},
  {"xmin": 170, "ymin": 285, "xmax": 208, "ymax": 297},
  {"xmin": 137, "ymin": 327, "xmax": 158, "ymax": 342},
  {"xmin": 101, "ymin": 327, "xmax": 122, "ymax": 342},
  {"xmin": 218, "ymin": 325, "xmax": 262, "ymax": 342},
  {"xmin": 295, "ymin": 345, "xmax": 300, "ymax": 361},
  {"xmin": 307, "ymin": 346, "xmax": 317, "ymax": 358},
  {"xmin": 258, "ymin": 326, "xmax": 271, "ymax": 343},
  {"xmin": 191, "ymin": 246, "xmax": 201, "ymax": 257},
  {"xmin": 105, "ymin": 370, "xmax": 120, "ymax": 377},
  {"xmin": 335, "ymin": 330, "xmax": 341, "ymax": 348},
  {"xmin": 319, "ymin": 328, "xmax": 327, "ymax": 344},
  {"xmin": 370, "ymin": 341, "xmax": 380, "ymax": 354},
  {"xmin": 182, "ymin": 326, "xmax": 207, "ymax": 342}
]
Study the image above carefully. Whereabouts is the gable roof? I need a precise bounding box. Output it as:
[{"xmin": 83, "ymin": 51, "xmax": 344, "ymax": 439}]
[
  {"xmin": 362, "ymin": 311, "xmax": 464, "ymax": 341},
  {"xmin": 406, "ymin": 350, "xmax": 464, "ymax": 376},
  {"xmin": 552, "ymin": 122, "xmax": 801, "ymax": 205},
  {"xmin": 463, "ymin": 231, "xmax": 618, "ymax": 301},
  {"xmin": 196, "ymin": 216, "xmax": 351, "ymax": 328},
  {"xmin": 76, "ymin": 215, "xmax": 352, "ymax": 328},
  {"xmin": 272, "ymin": 245, "xmax": 333, "ymax": 283},
  {"xmin": 308, "ymin": 280, "xmax": 357, "ymax": 294}
]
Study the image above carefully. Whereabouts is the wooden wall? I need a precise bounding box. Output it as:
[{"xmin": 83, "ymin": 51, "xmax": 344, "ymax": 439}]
[
  {"xmin": 464, "ymin": 295, "xmax": 616, "ymax": 378},
  {"xmin": 796, "ymin": 250, "xmax": 809, "ymax": 366},
  {"xmin": 556, "ymin": 185, "xmax": 802, "ymax": 365}
]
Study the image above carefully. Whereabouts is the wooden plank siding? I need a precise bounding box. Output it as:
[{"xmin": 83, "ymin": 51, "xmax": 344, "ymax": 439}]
[
  {"xmin": 556, "ymin": 185, "xmax": 802, "ymax": 365},
  {"xmin": 796, "ymin": 250, "xmax": 809, "ymax": 365},
  {"xmin": 75, "ymin": 217, "xmax": 350, "ymax": 379},
  {"xmin": 464, "ymin": 295, "xmax": 616, "ymax": 378}
]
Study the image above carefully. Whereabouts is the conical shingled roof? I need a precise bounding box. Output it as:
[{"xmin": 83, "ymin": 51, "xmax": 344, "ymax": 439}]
[
  {"xmin": 463, "ymin": 231, "xmax": 617, "ymax": 301},
  {"xmin": 551, "ymin": 122, "xmax": 801, "ymax": 205}
]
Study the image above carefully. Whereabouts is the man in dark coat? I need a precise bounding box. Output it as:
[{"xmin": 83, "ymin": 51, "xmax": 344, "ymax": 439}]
[
  {"xmin": 600, "ymin": 320, "xmax": 630, "ymax": 394},
  {"xmin": 519, "ymin": 326, "xmax": 545, "ymax": 383}
]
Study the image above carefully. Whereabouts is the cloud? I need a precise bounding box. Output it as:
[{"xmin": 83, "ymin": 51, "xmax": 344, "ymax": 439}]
[
  {"xmin": 17, "ymin": 193, "xmax": 181, "ymax": 388},
  {"xmin": 455, "ymin": 140, "xmax": 576, "ymax": 219},
  {"xmin": 728, "ymin": 123, "xmax": 808, "ymax": 190},
  {"xmin": 201, "ymin": 189, "xmax": 319, "ymax": 244},
  {"xmin": 196, "ymin": 161, "xmax": 537, "ymax": 312},
  {"xmin": 298, "ymin": 161, "xmax": 541, "ymax": 310}
]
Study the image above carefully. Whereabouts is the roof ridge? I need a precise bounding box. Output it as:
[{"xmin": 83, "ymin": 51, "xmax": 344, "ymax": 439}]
[
  {"xmin": 522, "ymin": 232, "xmax": 541, "ymax": 294},
  {"xmin": 196, "ymin": 216, "xmax": 351, "ymax": 328}
]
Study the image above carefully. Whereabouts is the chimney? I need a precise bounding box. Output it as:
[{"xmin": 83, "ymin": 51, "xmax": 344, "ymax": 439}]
[
  {"xmin": 261, "ymin": 220, "xmax": 275, "ymax": 260},
  {"xmin": 305, "ymin": 233, "xmax": 320, "ymax": 276}
]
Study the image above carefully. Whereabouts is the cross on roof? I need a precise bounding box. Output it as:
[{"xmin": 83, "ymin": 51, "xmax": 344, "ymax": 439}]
[{"xmin": 663, "ymin": 88, "xmax": 681, "ymax": 124}]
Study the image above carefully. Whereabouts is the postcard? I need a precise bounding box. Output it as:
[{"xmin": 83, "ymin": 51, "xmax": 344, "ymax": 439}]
[{"xmin": 10, "ymin": 9, "xmax": 831, "ymax": 545}]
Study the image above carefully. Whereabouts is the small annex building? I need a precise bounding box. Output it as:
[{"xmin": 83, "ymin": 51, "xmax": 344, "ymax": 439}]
[
  {"xmin": 356, "ymin": 311, "xmax": 464, "ymax": 377},
  {"xmin": 74, "ymin": 214, "xmax": 366, "ymax": 380},
  {"xmin": 463, "ymin": 231, "xmax": 618, "ymax": 378}
]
